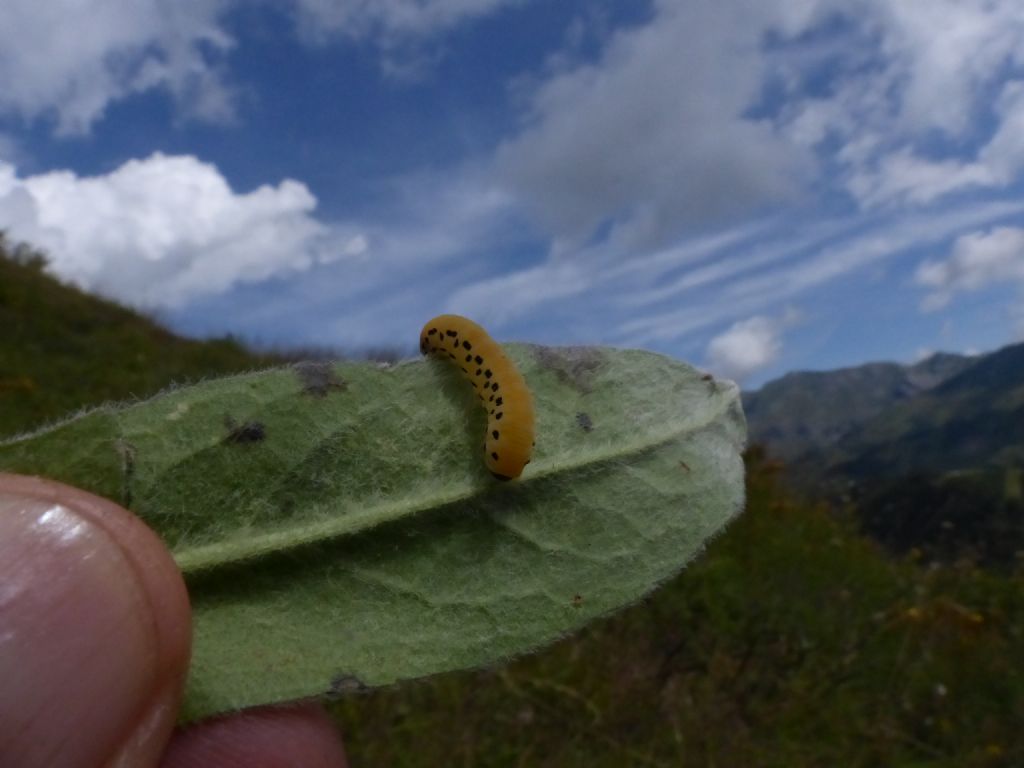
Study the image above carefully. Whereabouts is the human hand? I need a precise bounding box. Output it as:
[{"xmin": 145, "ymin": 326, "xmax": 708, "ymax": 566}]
[{"xmin": 0, "ymin": 473, "xmax": 349, "ymax": 767}]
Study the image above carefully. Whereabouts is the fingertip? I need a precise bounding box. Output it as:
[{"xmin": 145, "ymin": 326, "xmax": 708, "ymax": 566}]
[
  {"xmin": 161, "ymin": 703, "xmax": 348, "ymax": 768},
  {"xmin": 0, "ymin": 474, "xmax": 191, "ymax": 768}
]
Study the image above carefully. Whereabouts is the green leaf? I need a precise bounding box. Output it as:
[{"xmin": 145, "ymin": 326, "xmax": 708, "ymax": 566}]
[{"xmin": 0, "ymin": 345, "xmax": 747, "ymax": 721}]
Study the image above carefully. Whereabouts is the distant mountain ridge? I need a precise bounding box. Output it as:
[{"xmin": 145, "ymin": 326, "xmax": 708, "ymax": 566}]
[
  {"xmin": 742, "ymin": 351, "xmax": 976, "ymax": 463},
  {"xmin": 816, "ymin": 342, "xmax": 1024, "ymax": 481},
  {"xmin": 744, "ymin": 342, "xmax": 1024, "ymax": 564},
  {"xmin": 744, "ymin": 342, "xmax": 1024, "ymax": 478}
]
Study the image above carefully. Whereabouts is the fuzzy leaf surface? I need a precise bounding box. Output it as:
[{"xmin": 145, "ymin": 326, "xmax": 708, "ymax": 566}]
[{"xmin": 0, "ymin": 345, "xmax": 746, "ymax": 720}]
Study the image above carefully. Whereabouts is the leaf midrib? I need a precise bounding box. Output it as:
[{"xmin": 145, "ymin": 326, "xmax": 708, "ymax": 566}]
[{"xmin": 171, "ymin": 386, "xmax": 737, "ymax": 575}]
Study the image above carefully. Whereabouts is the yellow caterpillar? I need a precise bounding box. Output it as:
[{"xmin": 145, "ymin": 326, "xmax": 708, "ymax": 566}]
[{"xmin": 420, "ymin": 314, "xmax": 535, "ymax": 480}]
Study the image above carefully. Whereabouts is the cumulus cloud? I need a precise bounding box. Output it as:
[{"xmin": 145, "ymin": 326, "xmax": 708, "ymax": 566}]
[
  {"xmin": 495, "ymin": 0, "xmax": 812, "ymax": 251},
  {"xmin": 0, "ymin": 153, "xmax": 364, "ymax": 307},
  {"xmin": 916, "ymin": 226, "xmax": 1024, "ymax": 311},
  {"xmin": 705, "ymin": 312, "xmax": 798, "ymax": 384},
  {"xmin": 0, "ymin": 0, "xmax": 236, "ymax": 134}
]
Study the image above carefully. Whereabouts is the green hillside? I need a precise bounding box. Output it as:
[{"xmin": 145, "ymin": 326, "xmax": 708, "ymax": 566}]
[
  {"xmin": 0, "ymin": 235, "xmax": 282, "ymax": 438},
  {"xmin": 3, "ymin": 236, "xmax": 1023, "ymax": 765}
]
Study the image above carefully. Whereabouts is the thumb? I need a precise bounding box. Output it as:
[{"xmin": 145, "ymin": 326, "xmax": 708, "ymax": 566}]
[{"xmin": 0, "ymin": 474, "xmax": 191, "ymax": 768}]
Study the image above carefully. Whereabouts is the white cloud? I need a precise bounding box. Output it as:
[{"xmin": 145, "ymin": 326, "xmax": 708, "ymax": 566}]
[
  {"xmin": 0, "ymin": 0, "xmax": 235, "ymax": 134},
  {"xmin": 846, "ymin": 152, "xmax": 995, "ymax": 208},
  {"xmin": 870, "ymin": 0, "xmax": 1024, "ymax": 136},
  {"xmin": 780, "ymin": 0, "xmax": 1024, "ymax": 208},
  {"xmin": 705, "ymin": 311, "xmax": 798, "ymax": 384},
  {"xmin": 494, "ymin": 0, "xmax": 820, "ymax": 252},
  {"xmin": 0, "ymin": 0, "xmax": 531, "ymax": 133},
  {"xmin": 916, "ymin": 226, "xmax": 1024, "ymax": 311},
  {"xmin": 843, "ymin": 80, "xmax": 1024, "ymax": 208},
  {"xmin": 0, "ymin": 153, "xmax": 361, "ymax": 307}
]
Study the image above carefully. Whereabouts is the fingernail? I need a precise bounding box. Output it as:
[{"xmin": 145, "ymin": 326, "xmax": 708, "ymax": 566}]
[{"xmin": 0, "ymin": 479, "xmax": 189, "ymax": 768}]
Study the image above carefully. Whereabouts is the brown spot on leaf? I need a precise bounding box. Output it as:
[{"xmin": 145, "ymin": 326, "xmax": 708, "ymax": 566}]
[
  {"xmin": 328, "ymin": 673, "xmax": 370, "ymax": 697},
  {"xmin": 532, "ymin": 346, "xmax": 606, "ymax": 393},
  {"xmin": 294, "ymin": 361, "xmax": 348, "ymax": 397},
  {"xmin": 115, "ymin": 439, "xmax": 137, "ymax": 508},
  {"xmin": 223, "ymin": 417, "xmax": 266, "ymax": 444}
]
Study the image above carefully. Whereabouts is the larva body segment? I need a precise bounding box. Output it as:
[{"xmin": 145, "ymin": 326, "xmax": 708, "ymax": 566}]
[{"xmin": 420, "ymin": 314, "xmax": 535, "ymax": 480}]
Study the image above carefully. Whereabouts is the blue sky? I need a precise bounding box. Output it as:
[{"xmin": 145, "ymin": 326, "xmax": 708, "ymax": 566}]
[{"xmin": 2, "ymin": 0, "xmax": 1024, "ymax": 388}]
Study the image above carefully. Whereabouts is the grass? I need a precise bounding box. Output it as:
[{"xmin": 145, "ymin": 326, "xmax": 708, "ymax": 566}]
[{"xmin": 0, "ymin": 237, "xmax": 285, "ymax": 439}]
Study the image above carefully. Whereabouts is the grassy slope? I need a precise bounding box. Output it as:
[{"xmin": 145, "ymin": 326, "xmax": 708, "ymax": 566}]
[
  {"xmin": 3, "ymin": 243, "xmax": 1022, "ymax": 766},
  {"xmin": 0, "ymin": 245, "xmax": 283, "ymax": 438}
]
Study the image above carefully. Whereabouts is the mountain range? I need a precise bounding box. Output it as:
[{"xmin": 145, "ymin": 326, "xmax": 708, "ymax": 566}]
[
  {"xmin": 744, "ymin": 342, "xmax": 1024, "ymax": 564},
  {"xmin": 744, "ymin": 342, "xmax": 1024, "ymax": 480}
]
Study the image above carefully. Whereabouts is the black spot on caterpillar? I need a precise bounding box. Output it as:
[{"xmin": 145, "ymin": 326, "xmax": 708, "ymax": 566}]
[
  {"xmin": 420, "ymin": 314, "xmax": 535, "ymax": 480},
  {"xmin": 576, "ymin": 412, "xmax": 593, "ymax": 432}
]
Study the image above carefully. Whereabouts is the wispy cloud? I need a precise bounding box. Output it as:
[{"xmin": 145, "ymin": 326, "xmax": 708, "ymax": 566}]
[
  {"xmin": 780, "ymin": 0, "xmax": 1024, "ymax": 208},
  {"xmin": 288, "ymin": 0, "xmax": 529, "ymax": 79},
  {"xmin": 0, "ymin": 0, "xmax": 528, "ymax": 134},
  {"xmin": 0, "ymin": 0, "xmax": 236, "ymax": 134},
  {"xmin": 290, "ymin": 0, "xmax": 524, "ymax": 42},
  {"xmin": 616, "ymin": 200, "xmax": 1024, "ymax": 346}
]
